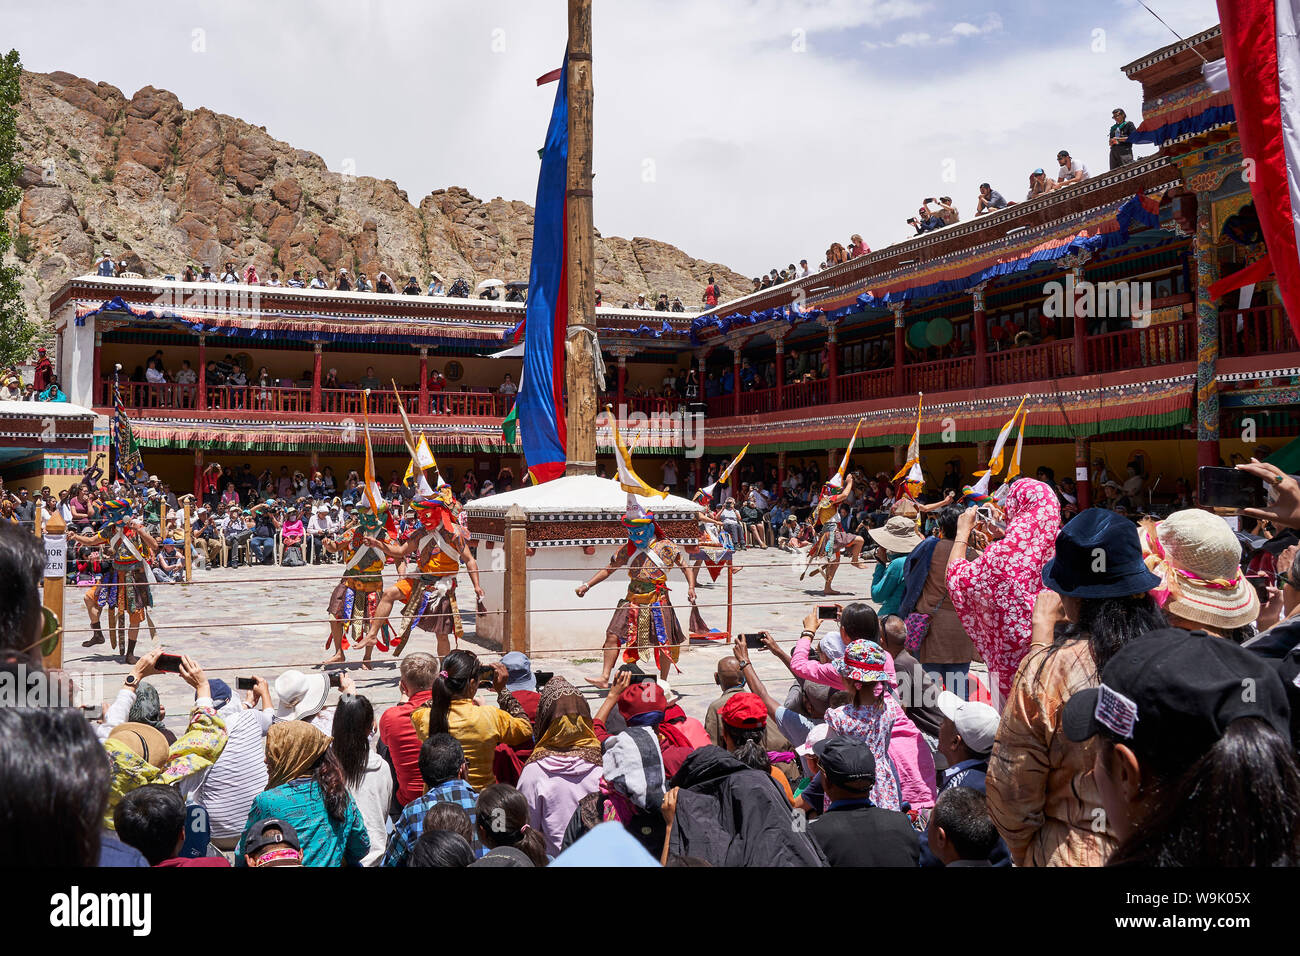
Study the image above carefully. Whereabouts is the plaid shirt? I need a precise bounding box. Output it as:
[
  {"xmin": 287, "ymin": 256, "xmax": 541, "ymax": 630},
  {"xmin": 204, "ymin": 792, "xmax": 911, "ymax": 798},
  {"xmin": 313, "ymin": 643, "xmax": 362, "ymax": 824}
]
[{"xmin": 381, "ymin": 778, "xmax": 484, "ymax": 866}]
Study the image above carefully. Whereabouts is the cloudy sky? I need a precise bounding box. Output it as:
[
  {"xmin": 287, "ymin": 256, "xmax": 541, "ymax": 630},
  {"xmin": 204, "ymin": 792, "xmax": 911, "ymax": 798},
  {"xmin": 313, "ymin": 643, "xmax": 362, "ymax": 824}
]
[{"xmin": 8, "ymin": 0, "xmax": 1220, "ymax": 277}]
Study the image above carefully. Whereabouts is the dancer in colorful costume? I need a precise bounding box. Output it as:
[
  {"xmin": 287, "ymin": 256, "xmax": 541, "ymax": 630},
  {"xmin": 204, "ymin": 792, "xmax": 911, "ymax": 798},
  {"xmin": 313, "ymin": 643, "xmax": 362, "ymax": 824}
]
[
  {"xmin": 802, "ymin": 419, "xmax": 867, "ymax": 595},
  {"xmin": 686, "ymin": 444, "xmax": 747, "ymax": 578},
  {"xmin": 361, "ymin": 486, "xmax": 484, "ymax": 659},
  {"xmin": 321, "ymin": 497, "xmax": 391, "ymax": 667},
  {"xmin": 576, "ymin": 407, "xmax": 697, "ymax": 685},
  {"xmin": 70, "ymin": 497, "xmax": 157, "ymax": 664}
]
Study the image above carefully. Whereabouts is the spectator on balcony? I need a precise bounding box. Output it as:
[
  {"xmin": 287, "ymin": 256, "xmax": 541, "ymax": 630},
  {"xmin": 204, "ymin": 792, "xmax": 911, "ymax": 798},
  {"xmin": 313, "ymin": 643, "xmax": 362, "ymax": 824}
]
[
  {"xmin": 631, "ymin": 292, "xmax": 651, "ymax": 311},
  {"xmin": 849, "ymin": 234, "xmax": 870, "ymax": 258},
  {"xmin": 751, "ymin": 278, "xmax": 761, "ymax": 292},
  {"xmin": 1026, "ymin": 168, "xmax": 1059, "ymax": 200},
  {"xmin": 1055, "ymin": 150, "xmax": 1088, "ymax": 185},
  {"xmin": 253, "ymin": 367, "xmax": 273, "ymax": 409},
  {"xmin": 244, "ymin": 265, "xmax": 260, "ymax": 285},
  {"xmin": 287, "ymin": 270, "xmax": 305, "ymax": 288},
  {"xmin": 336, "ymin": 269, "xmax": 352, "ymax": 292},
  {"xmin": 194, "ymin": 263, "xmax": 214, "ymax": 282},
  {"xmin": 376, "ymin": 272, "xmax": 395, "ymax": 294},
  {"xmin": 356, "ymin": 272, "xmax": 371, "ymax": 292},
  {"xmin": 265, "ymin": 270, "xmax": 282, "ymax": 287},
  {"xmin": 221, "ymin": 261, "xmax": 239, "ymax": 283},
  {"xmin": 654, "ymin": 292, "xmax": 670, "ymax": 312},
  {"xmin": 309, "ymin": 270, "xmax": 328, "ymax": 290},
  {"xmin": 702, "ymin": 276, "xmax": 720, "ymax": 308},
  {"xmin": 175, "ymin": 361, "xmax": 197, "ymax": 408},
  {"xmin": 181, "ymin": 264, "xmax": 197, "ymax": 282},
  {"xmin": 975, "ymin": 183, "xmax": 1009, "ymax": 215},
  {"xmin": 427, "ymin": 274, "xmax": 445, "ymax": 296},
  {"xmin": 96, "ymin": 251, "xmax": 116, "ymax": 277},
  {"xmin": 359, "ymin": 367, "xmax": 381, "ymax": 391},
  {"xmin": 498, "ymin": 373, "xmax": 518, "ymax": 397},
  {"xmin": 1120, "ymin": 464, "xmax": 1145, "ymax": 502},
  {"xmin": 1108, "ymin": 108, "xmax": 1136, "ymax": 169},
  {"xmin": 403, "ymin": 276, "xmax": 421, "ymax": 295},
  {"xmin": 323, "ymin": 367, "xmax": 339, "ymax": 390}
]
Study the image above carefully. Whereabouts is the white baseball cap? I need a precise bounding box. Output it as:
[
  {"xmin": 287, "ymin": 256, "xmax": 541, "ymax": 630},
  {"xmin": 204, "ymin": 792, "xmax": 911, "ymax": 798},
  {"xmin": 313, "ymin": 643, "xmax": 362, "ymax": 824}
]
[
  {"xmin": 937, "ymin": 691, "xmax": 999, "ymax": 755},
  {"xmin": 795, "ymin": 722, "xmax": 829, "ymax": 758}
]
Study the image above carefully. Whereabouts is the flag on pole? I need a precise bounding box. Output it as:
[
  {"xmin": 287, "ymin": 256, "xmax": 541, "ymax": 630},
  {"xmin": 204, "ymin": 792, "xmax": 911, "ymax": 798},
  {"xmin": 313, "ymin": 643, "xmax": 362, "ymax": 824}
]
[
  {"xmin": 834, "ymin": 419, "xmax": 865, "ymax": 487},
  {"xmin": 968, "ymin": 396, "xmax": 1029, "ymax": 500},
  {"xmin": 393, "ymin": 383, "xmax": 436, "ymax": 495},
  {"xmin": 606, "ymin": 404, "xmax": 666, "ymax": 498},
  {"xmin": 360, "ymin": 391, "xmax": 398, "ymax": 535},
  {"xmin": 891, "ymin": 397, "xmax": 923, "ymax": 489},
  {"xmin": 1216, "ymin": 0, "xmax": 1300, "ymax": 347},
  {"xmin": 112, "ymin": 379, "xmax": 148, "ymax": 488},
  {"xmin": 1001, "ymin": 403, "xmax": 1030, "ymax": 485},
  {"xmin": 514, "ymin": 53, "xmax": 570, "ymax": 485}
]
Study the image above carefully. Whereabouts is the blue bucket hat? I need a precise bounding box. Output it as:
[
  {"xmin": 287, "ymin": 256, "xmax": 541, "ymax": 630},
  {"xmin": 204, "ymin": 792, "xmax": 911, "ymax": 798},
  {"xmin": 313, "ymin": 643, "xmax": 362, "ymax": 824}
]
[{"xmin": 1042, "ymin": 509, "xmax": 1162, "ymax": 599}]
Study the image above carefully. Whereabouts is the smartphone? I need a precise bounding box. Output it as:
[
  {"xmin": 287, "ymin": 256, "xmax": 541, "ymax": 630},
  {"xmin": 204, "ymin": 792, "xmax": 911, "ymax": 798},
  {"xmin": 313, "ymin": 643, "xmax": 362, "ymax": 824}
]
[
  {"xmin": 327, "ymin": 671, "xmax": 343, "ymax": 689},
  {"xmin": 155, "ymin": 653, "xmax": 183, "ymax": 673},
  {"xmin": 1198, "ymin": 466, "xmax": 1266, "ymax": 510},
  {"xmin": 534, "ymin": 670, "xmax": 554, "ymax": 690},
  {"xmin": 741, "ymin": 632, "xmax": 767, "ymax": 649},
  {"xmin": 235, "ymin": 676, "xmax": 256, "ymax": 692},
  {"xmin": 817, "ymin": 604, "xmax": 840, "ymax": 621},
  {"xmin": 1247, "ymin": 573, "xmax": 1270, "ymax": 604}
]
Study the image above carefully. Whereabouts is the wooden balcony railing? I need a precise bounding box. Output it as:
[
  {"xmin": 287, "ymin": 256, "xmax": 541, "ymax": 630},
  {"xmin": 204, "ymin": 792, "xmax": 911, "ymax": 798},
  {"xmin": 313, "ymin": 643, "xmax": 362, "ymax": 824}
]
[{"xmin": 1220, "ymin": 305, "xmax": 1296, "ymax": 358}]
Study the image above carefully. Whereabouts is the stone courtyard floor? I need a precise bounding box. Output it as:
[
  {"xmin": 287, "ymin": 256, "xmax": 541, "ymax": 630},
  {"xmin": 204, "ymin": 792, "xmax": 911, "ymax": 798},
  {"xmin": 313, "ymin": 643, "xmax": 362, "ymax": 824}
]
[{"xmin": 58, "ymin": 547, "xmax": 961, "ymax": 734}]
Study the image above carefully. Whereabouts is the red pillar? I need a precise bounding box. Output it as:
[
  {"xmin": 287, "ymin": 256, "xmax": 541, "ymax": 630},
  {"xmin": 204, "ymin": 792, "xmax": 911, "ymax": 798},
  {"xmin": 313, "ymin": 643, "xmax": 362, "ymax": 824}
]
[
  {"xmin": 826, "ymin": 324, "xmax": 839, "ymax": 404},
  {"xmin": 1070, "ymin": 266, "xmax": 1089, "ymax": 376},
  {"xmin": 616, "ymin": 356, "xmax": 627, "ymax": 408},
  {"xmin": 732, "ymin": 348, "xmax": 741, "ymax": 417},
  {"xmin": 892, "ymin": 306, "xmax": 905, "ymax": 396},
  {"xmin": 418, "ymin": 348, "xmax": 429, "ymax": 416},
  {"xmin": 972, "ymin": 284, "xmax": 988, "ymax": 388},
  {"xmin": 196, "ymin": 334, "xmax": 206, "ymax": 411},
  {"xmin": 311, "ymin": 343, "xmax": 323, "ymax": 414},
  {"xmin": 774, "ymin": 339, "xmax": 785, "ymax": 410},
  {"xmin": 1075, "ymin": 437, "xmax": 1092, "ymax": 510},
  {"xmin": 193, "ymin": 448, "xmax": 203, "ymax": 501}
]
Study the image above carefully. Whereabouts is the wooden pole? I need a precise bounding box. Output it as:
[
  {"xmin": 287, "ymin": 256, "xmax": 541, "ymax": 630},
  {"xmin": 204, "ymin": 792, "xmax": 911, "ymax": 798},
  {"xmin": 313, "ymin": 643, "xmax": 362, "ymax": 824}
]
[
  {"xmin": 726, "ymin": 561, "xmax": 733, "ymax": 638},
  {"xmin": 183, "ymin": 501, "xmax": 193, "ymax": 584},
  {"xmin": 503, "ymin": 504, "xmax": 529, "ymax": 653},
  {"xmin": 564, "ymin": 0, "xmax": 598, "ymax": 476},
  {"xmin": 41, "ymin": 511, "xmax": 67, "ymax": 670}
]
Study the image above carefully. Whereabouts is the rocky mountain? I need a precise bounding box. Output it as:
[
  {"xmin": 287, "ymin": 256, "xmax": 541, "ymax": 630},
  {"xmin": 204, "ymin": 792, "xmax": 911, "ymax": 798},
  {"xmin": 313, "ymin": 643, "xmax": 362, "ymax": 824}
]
[{"xmin": 7, "ymin": 70, "xmax": 750, "ymax": 329}]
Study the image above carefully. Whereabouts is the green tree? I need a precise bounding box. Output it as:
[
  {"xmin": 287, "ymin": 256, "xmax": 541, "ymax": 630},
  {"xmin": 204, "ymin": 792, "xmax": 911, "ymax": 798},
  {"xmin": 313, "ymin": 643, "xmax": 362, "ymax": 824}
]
[{"xmin": 0, "ymin": 49, "xmax": 39, "ymax": 368}]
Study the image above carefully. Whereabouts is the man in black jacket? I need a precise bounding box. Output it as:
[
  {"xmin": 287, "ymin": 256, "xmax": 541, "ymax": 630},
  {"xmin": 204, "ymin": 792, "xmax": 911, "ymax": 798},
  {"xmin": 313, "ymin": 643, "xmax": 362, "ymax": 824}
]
[{"xmin": 807, "ymin": 737, "xmax": 919, "ymax": 866}]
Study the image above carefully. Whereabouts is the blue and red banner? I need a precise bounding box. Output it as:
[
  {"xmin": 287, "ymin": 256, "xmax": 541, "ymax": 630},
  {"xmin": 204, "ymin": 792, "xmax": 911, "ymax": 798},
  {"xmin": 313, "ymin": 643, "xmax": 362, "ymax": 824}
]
[{"xmin": 515, "ymin": 55, "xmax": 569, "ymax": 484}]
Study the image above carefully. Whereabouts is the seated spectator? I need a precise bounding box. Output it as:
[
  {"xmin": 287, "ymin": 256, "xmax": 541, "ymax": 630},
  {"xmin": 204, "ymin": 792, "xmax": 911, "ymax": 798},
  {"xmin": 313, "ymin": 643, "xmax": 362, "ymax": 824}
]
[
  {"xmin": 1027, "ymin": 167, "xmax": 1059, "ymax": 199},
  {"xmin": 849, "ymin": 233, "xmax": 870, "ymax": 258},
  {"xmin": 383, "ymin": 733, "xmax": 485, "ymax": 865},
  {"xmin": 926, "ymin": 786, "xmax": 1002, "ymax": 866},
  {"xmin": 152, "ymin": 537, "xmax": 183, "ymax": 583},
  {"xmin": 1138, "ymin": 508, "xmax": 1259, "ymax": 642},
  {"xmin": 0, "ymin": 707, "xmax": 110, "ymax": 866},
  {"xmin": 403, "ymin": 276, "xmax": 421, "ymax": 295},
  {"xmin": 309, "ymin": 270, "xmax": 328, "ymax": 289},
  {"xmin": 806, "ymin": 736, "xmax": 918, "ymax": 866},
  {"xmin": 280, "ymin": 507, "xmax": 306, "ymax": 566},
  {"xmin": 516, "ymin": 677, "xmax": 602, "ymax": 857},
  {"xmin": 705, "ymin": 653, "xmax": 789, "ymax": 751},
  {"xmin": 1064, "ymin": 628, "xmax": 1300, "ymax": 866},
  {"xmin": 473, "ymin": 784, "xmax": 549, "ymax": 866},
  {"xmin": 665, "ymin": 745, "xmax": 826, "ymax": 866},
  {"xmin": 975, "ymin": 182, "xmax": 1009, "ymax": 215},
  {"xmin": 1056, "ymin": 149, "xmax": 1089, "ymax": 185},
  {"xmin": 243, "ymin": 819, "xmax": 304, "ymax": 867},
  {"xmin": 410, "ymin": 830, "xmax": 476, "ymax": 867},
  {"xmin": 987, "ymin": 508, "xmax": 1163, "ymax": 867},
  {"xmin": 410, "ymin": 650, "xmax": 532, "ymax": 791},
  {"xmin": 235, "ymin": 722, "xmax": 369, "ymax": 867},
  {"xmin": 264, "ymin": 270, "xmax": 282, "ymax": 287},
  {"xmin": 244, "ymin": 265, "xmax": 259, "ymax": 285},
  {"xmin": 333, "ymin": 689, "xmax": 392, "ymax": 866},
  {"xmin": 114, "ymin": 784, "xmax": 230, "ymax": 867}
]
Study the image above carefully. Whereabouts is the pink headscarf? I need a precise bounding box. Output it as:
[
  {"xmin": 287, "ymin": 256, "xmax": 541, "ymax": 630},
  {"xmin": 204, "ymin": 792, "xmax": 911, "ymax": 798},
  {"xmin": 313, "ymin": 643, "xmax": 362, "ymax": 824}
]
[
  {"xmin": 946, "ymin": 479, "xmax": 1060, "ymax": 705},
  {"xmin": 244, "ymin": 266, "xmax": 259, "ymax": 285}
]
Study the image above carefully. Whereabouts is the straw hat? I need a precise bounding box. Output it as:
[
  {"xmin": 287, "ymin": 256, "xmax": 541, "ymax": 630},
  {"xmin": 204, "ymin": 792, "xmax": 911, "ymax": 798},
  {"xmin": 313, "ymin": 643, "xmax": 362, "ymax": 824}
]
[
  {"xmin": 868, "ymin": 515, "xmax": 924, "ymax": 554},
  {"xmin": 1140, "ymin": 509, "xmax": 1259, "ymax": 630},
  {"xmin": 108, "ymin": 722, "xmax": 169, "ymax": 768}
]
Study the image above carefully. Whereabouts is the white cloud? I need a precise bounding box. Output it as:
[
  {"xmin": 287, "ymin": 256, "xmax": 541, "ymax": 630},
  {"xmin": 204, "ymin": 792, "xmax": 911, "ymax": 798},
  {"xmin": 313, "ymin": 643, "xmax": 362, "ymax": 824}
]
[{"xmin": 6, "ymin": 0, "xmax": 1220, "ymax": 278}]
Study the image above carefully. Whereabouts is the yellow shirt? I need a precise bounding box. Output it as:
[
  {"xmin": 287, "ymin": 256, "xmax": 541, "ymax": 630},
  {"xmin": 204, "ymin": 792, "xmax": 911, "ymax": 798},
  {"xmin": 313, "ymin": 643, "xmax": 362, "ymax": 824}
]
[{"xmin": 411, "ymin": 698, "xmax": 533, "ymax": 792}]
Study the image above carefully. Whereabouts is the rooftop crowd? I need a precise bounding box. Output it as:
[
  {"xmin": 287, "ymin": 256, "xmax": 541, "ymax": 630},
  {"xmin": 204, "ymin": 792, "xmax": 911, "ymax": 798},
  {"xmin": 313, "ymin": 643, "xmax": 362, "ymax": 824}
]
[{"xmin": 2, "ymin": 442, "xmax": 1299, "ymax": 866}]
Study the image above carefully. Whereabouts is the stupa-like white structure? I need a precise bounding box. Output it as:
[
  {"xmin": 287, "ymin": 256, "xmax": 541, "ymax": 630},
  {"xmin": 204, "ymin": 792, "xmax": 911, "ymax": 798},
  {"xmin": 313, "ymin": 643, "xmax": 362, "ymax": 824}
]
[{"xmin": 464, "ymin": 475, "xmax": 702, "ymax": 656}]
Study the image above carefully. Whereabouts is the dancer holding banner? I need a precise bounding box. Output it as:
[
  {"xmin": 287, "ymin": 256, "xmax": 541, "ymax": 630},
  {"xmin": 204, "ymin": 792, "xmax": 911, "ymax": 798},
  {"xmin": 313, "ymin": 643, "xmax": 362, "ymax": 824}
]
[
  {"xmin": 576, "ymin": 407, "xmax": 698, "ymax": 686},
  {"xmin": 802, "ymin": 419, "xmax": 867, "ymax": 595},
  {"xmin": 70, "ymin": 498, "xmax": 157, "ymax": 664}
]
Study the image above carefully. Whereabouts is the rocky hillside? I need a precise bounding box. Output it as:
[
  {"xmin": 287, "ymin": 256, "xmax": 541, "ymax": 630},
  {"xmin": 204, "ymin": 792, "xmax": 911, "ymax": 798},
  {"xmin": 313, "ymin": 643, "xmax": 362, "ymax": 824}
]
[{"xmin": 7, "ymin": 70, "xmax": 750, "ymax": 328}]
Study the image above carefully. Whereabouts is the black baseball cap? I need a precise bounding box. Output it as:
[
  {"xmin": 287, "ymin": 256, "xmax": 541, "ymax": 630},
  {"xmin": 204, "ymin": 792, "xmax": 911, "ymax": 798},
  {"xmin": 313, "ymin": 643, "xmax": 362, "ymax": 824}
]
[
  {"xmin": 813, "ymin": 736, "xmax": 876, "ymax": 787},
  {"xmin": 244, "ymin": 818, "xmax": 301, "ymax": 856},
  {"xmin": 1063, "ymin": 628, "xmax": 1291, "ymax": 773}
]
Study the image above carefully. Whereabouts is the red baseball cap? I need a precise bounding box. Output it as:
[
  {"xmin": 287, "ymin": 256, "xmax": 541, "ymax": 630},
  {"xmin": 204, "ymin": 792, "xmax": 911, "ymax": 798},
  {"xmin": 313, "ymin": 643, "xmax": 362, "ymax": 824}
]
[
  {"xmin": 618, "ymin": 680, "xmax": 666, "ymax": 718},
  {"xmin": 718, "ymin": 692, "xmax": 767, "ymax": 730}
]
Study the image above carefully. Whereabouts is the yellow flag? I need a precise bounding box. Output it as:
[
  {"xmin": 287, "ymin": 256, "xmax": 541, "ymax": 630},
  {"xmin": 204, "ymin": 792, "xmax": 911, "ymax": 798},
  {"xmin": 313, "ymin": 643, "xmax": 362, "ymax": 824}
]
[
  {"xmin": 606, "ymin": 405, "xmax": 667, "ymax": 498},
  {"xmin": 891, "ymin": 396, "xmax": 923, "ymax": 484},
  {"xmin": 975, "ymin": 395, "xmax": 1028, "ymax": 479}
]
